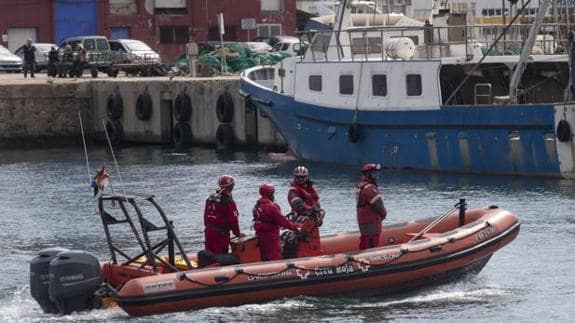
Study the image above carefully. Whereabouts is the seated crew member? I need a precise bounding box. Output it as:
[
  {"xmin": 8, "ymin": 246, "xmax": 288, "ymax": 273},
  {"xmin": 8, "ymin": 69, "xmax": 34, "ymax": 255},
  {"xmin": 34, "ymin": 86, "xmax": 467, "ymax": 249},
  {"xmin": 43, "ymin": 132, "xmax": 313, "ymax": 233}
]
[{"xmin": 253, "ymin": 183, "xmax": 300, "ymax": 261}]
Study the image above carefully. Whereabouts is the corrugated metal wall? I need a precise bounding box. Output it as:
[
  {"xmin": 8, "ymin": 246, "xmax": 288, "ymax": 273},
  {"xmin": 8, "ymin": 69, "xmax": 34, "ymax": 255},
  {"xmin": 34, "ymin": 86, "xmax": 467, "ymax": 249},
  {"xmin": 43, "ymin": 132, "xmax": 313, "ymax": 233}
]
[{"xmin": 54, "ymin": 0, "xmax": 98, "ymax": 45}]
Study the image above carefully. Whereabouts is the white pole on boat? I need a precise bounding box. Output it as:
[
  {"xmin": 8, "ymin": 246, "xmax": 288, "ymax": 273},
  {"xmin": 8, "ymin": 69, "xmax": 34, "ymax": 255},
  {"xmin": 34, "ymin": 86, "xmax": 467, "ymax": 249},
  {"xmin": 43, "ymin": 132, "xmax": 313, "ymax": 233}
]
[
  {"xmin": 508, "ymin": 0, "xmax": 553, "ymax": 102},
  {"xmin": 78, "ymin": 111, "xmax": 91, "ymax": 184},
  {"xmin": 102, "ymin": 120, "xmax": 127, "ymax": 198}
]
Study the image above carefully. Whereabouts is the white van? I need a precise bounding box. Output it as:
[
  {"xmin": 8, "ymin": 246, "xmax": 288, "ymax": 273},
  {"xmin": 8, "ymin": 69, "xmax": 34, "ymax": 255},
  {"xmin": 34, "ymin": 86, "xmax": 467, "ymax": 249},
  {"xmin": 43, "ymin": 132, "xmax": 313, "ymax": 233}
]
[{"xmin": 109, "ymin": 39, "xmax": 160, "ymax": 64}]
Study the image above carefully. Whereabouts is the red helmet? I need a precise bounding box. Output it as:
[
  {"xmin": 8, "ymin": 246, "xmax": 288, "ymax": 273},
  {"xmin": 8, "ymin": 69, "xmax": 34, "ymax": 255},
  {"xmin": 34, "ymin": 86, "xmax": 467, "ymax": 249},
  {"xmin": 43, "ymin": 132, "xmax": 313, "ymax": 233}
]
[
  {"xmin": 361, "ymin": 163, "xmax": 381, "ymax": 173},
  {"xmin": 218, "ymin": 175, "xmax": 235, "ymax": 190},
  {"xmin": 293, "ymin": 166, "xmax": 309, "ymax": 177},
  {"xmin": 259, "ymin": 183, "xmax": 275, "ymax": 197}
]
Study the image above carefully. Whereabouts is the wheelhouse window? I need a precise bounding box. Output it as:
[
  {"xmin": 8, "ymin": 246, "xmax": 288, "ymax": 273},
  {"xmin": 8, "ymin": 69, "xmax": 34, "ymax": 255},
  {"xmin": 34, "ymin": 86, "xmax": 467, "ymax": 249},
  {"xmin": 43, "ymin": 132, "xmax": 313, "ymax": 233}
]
[
  {"xmin": 372, "ymin": 74, "xmax": 387, "ymax": 96},
  {"xmin": 309, "ymin": 75, "xmax": 322, "ymax": 92},
  {"xmin": 339, "ymin": 75, "xmax": 354, "ymax": 95},
  {"xmin": 159, "ymin": 26, "xmax": 189, "ymax": 44},
  {"xmin": 406, "ymin": 74, "xmax": 422, "ymax": 96}
]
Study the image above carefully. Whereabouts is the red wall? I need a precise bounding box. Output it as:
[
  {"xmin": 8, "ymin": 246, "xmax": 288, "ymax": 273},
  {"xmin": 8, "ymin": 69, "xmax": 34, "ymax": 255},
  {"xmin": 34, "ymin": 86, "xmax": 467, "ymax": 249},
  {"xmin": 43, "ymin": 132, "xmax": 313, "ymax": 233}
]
[
  {"xmin": 0, "ymin": 0, "xmax": 296, "ymax": 62},
  {"xmin": 0, "ymin": 0, "xmax": 54, "ymax": 48}
]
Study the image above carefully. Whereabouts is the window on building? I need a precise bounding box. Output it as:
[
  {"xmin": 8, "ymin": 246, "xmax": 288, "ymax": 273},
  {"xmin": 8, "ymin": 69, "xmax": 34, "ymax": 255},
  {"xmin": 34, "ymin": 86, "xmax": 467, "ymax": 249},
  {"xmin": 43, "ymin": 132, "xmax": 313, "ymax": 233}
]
[
  {"xmin": 159, "ymin": 26, "xmax": 189, "ymax": 44},
  {"xmin": 261, "ymin": 0, "xmax": 281, "ymax": 12},
  {"xmin": 154, "ymin": 0, "xmax": 187, "ymax": 14},
  {"xmin": 309, "ymin": 75, "xmax": 322, "ymax": 92},
  {"xmin": 406, "ymin": 74, "xmax": 422, "ymax": 96},
  {"xmin": 257, "ymin": 24, "xmax": 282, "ymax": 39},
  {"xmin": 339, "ymin": 75, "xmax": 354, "ymax": 95},
  {"xmin": 372, "ymin": 74, "xmax": 387, "ymax": 96},
  {"xmin": 109, "ymin": 0, "xmax": 137, "ymax": 15}
]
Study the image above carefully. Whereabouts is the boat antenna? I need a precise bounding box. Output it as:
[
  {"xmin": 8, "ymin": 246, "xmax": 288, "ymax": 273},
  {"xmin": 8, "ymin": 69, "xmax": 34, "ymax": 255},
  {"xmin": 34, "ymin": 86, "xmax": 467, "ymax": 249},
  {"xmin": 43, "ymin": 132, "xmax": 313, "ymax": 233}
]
[
  {"xmin": 102, "ymin": 120, "xmax": 127, "ymax": 198},
  {"xmin": 444, "ymin": 0, "xmax": 532, "ymax": 105},
  {"xmin": 78, "ymin": 111, "xmax": 92, "ymax": 184}
]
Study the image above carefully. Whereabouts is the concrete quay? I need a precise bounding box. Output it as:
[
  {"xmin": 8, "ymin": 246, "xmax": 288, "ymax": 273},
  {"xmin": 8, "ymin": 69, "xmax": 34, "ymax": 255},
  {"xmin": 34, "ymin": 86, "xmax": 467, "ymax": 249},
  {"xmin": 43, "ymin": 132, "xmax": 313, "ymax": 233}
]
[{"xmin": 0, "ymin": 73, "xmax": 285, "ymax": 150}]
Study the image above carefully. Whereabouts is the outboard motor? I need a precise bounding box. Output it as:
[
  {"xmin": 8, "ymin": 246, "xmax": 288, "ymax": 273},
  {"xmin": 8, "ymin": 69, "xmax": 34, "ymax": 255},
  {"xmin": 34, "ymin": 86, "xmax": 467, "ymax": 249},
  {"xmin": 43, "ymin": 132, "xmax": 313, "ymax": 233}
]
[
  {"xmin": 48, "ymin": 250, "xmax": 102, "ymax": 314},
  {"xmin": 30, "ymin": 247, "xmax": 69, "ymax": 313}
]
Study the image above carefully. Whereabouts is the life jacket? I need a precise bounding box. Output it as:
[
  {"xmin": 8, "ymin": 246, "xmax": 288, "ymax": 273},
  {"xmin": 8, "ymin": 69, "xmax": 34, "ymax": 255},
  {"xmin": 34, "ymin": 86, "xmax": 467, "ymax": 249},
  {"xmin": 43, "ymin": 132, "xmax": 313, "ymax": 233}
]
[
  {"xmin": 253, "ymin": 197, "xmax": 297, "ymax": 235},
  {"xmin": 288, "ymin": 180, "xmax": 320, "ymax": 214},
  {"xmin": 204, "ymin": 190, "xmax": 239, "ymax": 236}
]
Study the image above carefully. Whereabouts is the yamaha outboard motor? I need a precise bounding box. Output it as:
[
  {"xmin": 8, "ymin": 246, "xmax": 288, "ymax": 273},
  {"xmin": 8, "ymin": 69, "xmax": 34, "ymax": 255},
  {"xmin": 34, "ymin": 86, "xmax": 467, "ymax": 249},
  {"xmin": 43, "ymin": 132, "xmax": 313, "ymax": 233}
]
[
  {"xmin": 30, "ymin": 247, "xmax": 69, "ymax": 313},
  {"xmin": 48, "ymin": 250, "xmax": 102, "ymax": 314}
]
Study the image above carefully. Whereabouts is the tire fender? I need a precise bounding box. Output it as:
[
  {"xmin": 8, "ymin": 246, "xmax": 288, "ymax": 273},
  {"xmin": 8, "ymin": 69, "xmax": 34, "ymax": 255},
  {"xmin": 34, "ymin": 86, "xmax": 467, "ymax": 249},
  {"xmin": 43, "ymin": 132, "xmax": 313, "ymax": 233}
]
[
  {"xmin": 174, "ymin": 93, "xmax": 192, "ymax": 122},
  {"xmin": 106, "ymin": 94, "xmax": 123, "ymax": 120},
  {"xmin": 173, "ymin": 122, "xmax": 193, "ymax": 148},
  {"xmin": 216, "ymin": 124, "xmax": 235, "ymax": 150},
  {"xmin": 216, "ymin": 93, "xmax": 235, "ymax": 123},
  {"xmin": 105, "ymin": 119, "xmax": 123, "ymax": 146},
  {"xmin": 135, "ymin": 93, "xmax": 153, "ymax": 121}
]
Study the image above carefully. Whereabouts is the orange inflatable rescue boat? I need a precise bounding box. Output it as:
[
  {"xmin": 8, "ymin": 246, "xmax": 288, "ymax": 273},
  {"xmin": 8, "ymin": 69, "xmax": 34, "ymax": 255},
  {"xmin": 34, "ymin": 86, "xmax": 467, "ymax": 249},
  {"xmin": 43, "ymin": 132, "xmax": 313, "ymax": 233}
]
[{"xmin": 29, "ymin": 194, "xmax": 519, "ymax": 316}]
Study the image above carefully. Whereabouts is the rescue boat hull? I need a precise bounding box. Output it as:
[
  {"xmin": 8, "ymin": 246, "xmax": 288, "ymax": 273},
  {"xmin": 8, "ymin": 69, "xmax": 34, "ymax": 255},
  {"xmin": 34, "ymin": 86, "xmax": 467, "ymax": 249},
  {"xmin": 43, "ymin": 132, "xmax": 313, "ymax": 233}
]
[{"xmin": 110, "ymin": 206, "xmax": 520, "ymax": 316}]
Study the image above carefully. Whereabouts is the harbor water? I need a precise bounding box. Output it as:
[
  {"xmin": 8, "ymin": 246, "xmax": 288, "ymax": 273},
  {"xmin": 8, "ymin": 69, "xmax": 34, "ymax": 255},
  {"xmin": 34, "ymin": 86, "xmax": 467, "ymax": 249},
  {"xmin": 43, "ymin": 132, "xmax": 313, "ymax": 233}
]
[{"xmin": 0, "ymin": 146, "xmax": 574, "ymax": 322}]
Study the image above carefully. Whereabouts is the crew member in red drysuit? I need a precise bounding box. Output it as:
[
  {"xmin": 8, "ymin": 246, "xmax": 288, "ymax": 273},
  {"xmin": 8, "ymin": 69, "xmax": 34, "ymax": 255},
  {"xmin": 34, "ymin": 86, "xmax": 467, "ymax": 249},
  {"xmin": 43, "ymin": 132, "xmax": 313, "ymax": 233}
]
[
  {"xmin": 356, "ymin": 163, "xmax": 387, "ymax": 250},
  {"xmin": 253, "ymin": 183, "xmax": 300, "ymax": 261},
  {"xmin": 203, "ymin": 175, "xmax": 241, "ymax": 254},
  {"xmin": 287, "ymin": 166, "xmax": 324, "ymax": 256}
]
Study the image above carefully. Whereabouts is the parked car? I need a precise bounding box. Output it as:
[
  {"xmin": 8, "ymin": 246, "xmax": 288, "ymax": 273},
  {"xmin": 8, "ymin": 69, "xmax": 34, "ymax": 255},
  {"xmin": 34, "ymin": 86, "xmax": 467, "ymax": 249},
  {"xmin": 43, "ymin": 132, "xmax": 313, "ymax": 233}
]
[
  {"xmin": 270, "ymin": 36, "xmax": 309, "ymax": 57},
  {"xmin": 109, "ymin": 39, "xmax": 160, "ymax": 64},
  {"xmin": 57, "ymin": 35, "xmax": 114, "ymax": 77},
  {"xmin": 245, "ymin": 42, "xmax": 272, "ymax": 55},
  {"xmin": 0, "ymin": 45, "xmax": 23, "ymax": 72},
  {"xmin": 14, "ymin": 43, "xmax": 57, "ymax": 72}
]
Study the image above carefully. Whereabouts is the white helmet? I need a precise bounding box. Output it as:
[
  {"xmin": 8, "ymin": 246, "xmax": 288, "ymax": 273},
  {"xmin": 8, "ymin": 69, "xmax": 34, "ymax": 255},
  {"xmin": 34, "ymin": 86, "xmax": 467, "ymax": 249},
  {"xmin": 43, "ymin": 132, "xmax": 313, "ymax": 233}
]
[{"xmin": 293, "ymin": 166, "xmax": 309, "ymax": 177}]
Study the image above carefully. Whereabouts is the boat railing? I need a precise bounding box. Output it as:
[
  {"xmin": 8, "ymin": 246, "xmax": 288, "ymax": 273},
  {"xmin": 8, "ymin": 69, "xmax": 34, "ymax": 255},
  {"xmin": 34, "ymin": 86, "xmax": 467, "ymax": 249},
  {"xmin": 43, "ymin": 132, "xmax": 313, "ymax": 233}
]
[{"xmin": 298, "ymin": 23, "xmax": 570, "ymax": 63}]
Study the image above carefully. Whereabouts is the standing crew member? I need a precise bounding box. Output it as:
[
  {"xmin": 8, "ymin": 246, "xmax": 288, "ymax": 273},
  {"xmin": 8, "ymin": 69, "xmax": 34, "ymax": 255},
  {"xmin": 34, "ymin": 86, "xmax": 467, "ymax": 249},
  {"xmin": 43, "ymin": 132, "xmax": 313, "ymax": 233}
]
[
  {"xmin": 287, "ymin": 166, "xmax": 323, "ymax": 256},
  {"xmin": 203, "ymin": 175, "xmax": 242, "ymax": 255},
  {"xmin": 356, "ymin": 163, "xmax": 387, "ymax": 250},
  {"xmin": 17, "ymin": 38, "xmax": 36, "ymax": 78},
  {"xmin": 253, "ymin": 183, "xmax": 300, "ymax": 261}
]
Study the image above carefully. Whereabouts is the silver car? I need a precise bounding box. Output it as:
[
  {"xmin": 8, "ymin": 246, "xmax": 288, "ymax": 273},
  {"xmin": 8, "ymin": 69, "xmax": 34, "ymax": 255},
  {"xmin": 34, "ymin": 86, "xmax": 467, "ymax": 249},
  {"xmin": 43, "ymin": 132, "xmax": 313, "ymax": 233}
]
[
  {"xmin": 0, "ymin": 45, "xmax": 23, "ymax": 72},
  {"xmin": 15, "ymin": 43, "xmax": 57, "ymax": 72}
]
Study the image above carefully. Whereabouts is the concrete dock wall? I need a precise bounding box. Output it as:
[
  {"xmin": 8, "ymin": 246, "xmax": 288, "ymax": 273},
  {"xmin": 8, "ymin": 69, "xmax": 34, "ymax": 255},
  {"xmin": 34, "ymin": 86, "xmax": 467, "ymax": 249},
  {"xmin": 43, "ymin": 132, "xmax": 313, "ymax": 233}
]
[{"xmin": 0, "ymin": 77, "xmax": 286, "ymax": 149}]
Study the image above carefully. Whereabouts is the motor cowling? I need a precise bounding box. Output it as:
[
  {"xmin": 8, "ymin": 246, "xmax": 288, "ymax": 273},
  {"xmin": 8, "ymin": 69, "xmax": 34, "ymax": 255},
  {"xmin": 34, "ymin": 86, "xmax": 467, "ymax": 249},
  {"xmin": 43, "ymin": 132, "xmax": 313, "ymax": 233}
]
[
  {"xmin": 48, "ymin": 250, "xmax": 103, "ymax": 315},
  {"xmin": 29, "ymin": 247, "xmax": 69, "ymax": 314}
]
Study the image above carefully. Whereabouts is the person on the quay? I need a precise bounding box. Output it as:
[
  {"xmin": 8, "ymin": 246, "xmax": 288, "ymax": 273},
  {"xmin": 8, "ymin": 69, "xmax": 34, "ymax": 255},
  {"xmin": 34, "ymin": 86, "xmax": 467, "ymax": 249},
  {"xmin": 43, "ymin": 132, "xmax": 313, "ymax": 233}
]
[
  {"xmin": 253, "ymin": 183, "xmax": 300, "ymax": 261},
  {"xmin": 203, "ymin": 175, "xmax": 242, "ymax": 255},
  {"xmin": 287, "ymin": 165, "xmax": 324, "ymax": 256},
  {"xmin": 356, "ymin": 163, "xmax": 387, "ymax": 250},
  {"xmin": 47, "ymin": 46, "xmax": 59, "ymax": 77},
  {"xmin": 17, "ymin": 38, "xmax": 36, "ymax": 78}
]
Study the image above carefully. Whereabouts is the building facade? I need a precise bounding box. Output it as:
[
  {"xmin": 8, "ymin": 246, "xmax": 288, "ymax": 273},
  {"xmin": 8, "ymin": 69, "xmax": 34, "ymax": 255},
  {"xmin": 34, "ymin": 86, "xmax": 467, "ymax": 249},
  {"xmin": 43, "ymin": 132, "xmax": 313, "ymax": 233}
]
[{"xmin": 0, "ymin": 0, "xmax": 296, "ymax": 62}]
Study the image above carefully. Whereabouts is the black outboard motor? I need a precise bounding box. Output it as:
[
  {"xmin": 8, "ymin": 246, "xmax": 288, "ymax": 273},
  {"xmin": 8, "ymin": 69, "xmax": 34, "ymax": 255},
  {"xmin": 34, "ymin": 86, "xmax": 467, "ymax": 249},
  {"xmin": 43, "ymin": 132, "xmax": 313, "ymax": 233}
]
[
  {"xmin": 48, "ymin": 250, "xmax": 102, "ymax": 314},
  {"xmin": 30, "ymin": 247, "xmax": 69, "ymax": 313}
]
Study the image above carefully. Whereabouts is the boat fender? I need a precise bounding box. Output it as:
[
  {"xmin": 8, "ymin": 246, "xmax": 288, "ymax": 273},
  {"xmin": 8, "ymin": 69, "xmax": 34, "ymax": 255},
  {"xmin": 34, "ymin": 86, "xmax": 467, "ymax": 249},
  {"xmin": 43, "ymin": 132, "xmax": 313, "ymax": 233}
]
[
  {"xmin": 106, "ymin": 94, "xmax": 124, "ymax": 120},
  {"xmin": 556, "ymin": 120, "xmax": 572, "ymax": 142},
  {"xmin": 105, "ymin": 119, "xmax": 123, "ymax": 146},
  {"xmin": 174, "ymin": 93, "xmax": 192, "ymax": 122},
  {"xmin": 216, "ymin": 93, "xmax": 235, "ymax": 123},
  {"xmin": 348, "ymin": 123, "xmax": 361, "ymax": 143},
  {"xmin": 135, "ymin": 93, "xmax": 153, "ymax": 121},
  {"xmin": 173, "ymin": 122, "xmax": 193, "ymax": 148},
  {"xmin": 48, "ymin": 250, "xmax": 103, "ymax": 315},
  {"xmin": 216, "ymin": 124, "xmax": 235, "ymax": 150},
  {"xmin": 214, "ymin": 275, "xmax": 230, "ymax": 283},
  {"xmin": 30, "ymin": 248, "xmax": 69, "ymax": 314}
]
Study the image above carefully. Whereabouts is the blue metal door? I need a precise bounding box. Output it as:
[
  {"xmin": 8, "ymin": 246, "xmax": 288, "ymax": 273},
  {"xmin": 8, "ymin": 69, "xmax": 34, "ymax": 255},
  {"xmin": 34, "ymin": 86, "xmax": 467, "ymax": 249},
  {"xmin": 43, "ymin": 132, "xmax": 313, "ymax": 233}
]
[
  {"xmin": 55, "ymin": 0, "xmax": 98, "ymax": 45},
  {"xmin": 110, "ymin": 27, "xmax": 131, "ymax": 40}
]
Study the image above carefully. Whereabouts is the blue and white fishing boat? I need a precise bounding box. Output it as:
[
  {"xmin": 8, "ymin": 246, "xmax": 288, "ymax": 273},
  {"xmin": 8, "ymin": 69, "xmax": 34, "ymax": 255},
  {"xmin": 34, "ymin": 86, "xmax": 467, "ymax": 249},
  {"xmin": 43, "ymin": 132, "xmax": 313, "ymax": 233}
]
[{"xmin": 240, "ymin": 0, "xmax": 575, "ymax": 178}]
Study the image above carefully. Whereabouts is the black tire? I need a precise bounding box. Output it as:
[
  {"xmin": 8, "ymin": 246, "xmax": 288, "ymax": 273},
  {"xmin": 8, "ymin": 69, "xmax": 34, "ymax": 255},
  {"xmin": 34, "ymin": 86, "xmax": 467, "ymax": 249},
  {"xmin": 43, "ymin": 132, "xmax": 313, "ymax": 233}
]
[
  {"xmin": 106, "ymin": 94, "xmax": 123, "ymax": 120},
  {"xmin": 105, "ymin": 119, "xmax": 123, "ymax": 146},
  {"xmin": 216, "ymin": 93, "xmax": 235, "ymax": 123},
  {"xmin": 557, "ymin": 120, "xmax": 572, "ymax": 142},
  {"xmin": 91, "ymin": 67, "xmax": 98, "ymax": 78},
  {"xmin": 348, "ymin": 123, "xmax": 361, "ymax": 143},
  {"xmin": 215, "ymin": 123, "xmax": 235, "ymax": 150},
  {"xmin": 174, "ymin": 93, "xmax": 192, "ymax": 122},
  {"xmin": 173, "ymin": 122, "xmax": 193, "ymax": 148},
  {"xmin": 135, "ymin": 93, "xmax": 153, "ymax": 121},
  {"xmin": 108, "ymin": 67, "xmax": 119, "ymax": 78}
]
